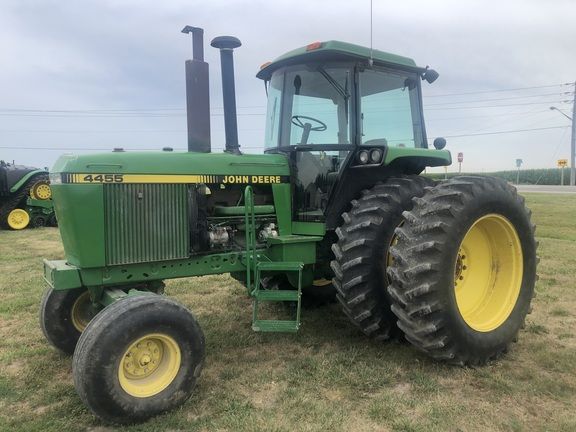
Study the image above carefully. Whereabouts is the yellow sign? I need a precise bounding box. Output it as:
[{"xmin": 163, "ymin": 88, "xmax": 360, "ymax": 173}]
[{"xmin": 558, "ymin": 159, "xmax": 568, "ymax": 168}]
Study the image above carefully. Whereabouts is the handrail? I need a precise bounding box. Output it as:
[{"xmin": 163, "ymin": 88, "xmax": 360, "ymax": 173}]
[{"xmin": 243, "ymin": 186, "xmax": 257, "ymax": 294}]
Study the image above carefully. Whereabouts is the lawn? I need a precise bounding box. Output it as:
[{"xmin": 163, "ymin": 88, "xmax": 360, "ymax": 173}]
[{"xmin": 0, "ymin": 193, "xmax": 575, "ymax": 432}]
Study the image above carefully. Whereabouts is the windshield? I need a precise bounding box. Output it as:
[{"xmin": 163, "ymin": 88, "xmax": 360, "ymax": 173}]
[{"xmin": 264, "ymin": 64, "xmax": 352, "ymax": 148}]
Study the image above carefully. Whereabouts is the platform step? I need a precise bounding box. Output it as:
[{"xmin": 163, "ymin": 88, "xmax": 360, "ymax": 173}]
[
  {"xmin": 256, "ymin": 261, "xmax": 303, "ymax": 272},
  {"xmin": 255, "ymin": 289, "xmax": 300, "ymax": 302},
  {"xmin": 252, "ymin": 320, "xmax": 300, "ymax": 333}
]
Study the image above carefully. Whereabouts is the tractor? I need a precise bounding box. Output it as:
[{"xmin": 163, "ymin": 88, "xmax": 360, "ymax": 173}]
[
  {"xmin": 0, "ymin": 160, "xmax": 57, "ymax": 229},
  {"xmin": 41, "ymin": 26, "xmax": 537, "ymax": 423}
]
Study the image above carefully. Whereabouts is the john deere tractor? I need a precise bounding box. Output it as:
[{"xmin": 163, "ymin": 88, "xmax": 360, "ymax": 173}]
[
  {"xmin": 0, "ymin": 160, "xmax": 57, "ymax": 229},
  {"xmin": 41, "ymin": 26, "xmax": 537, "ymax": 423}
]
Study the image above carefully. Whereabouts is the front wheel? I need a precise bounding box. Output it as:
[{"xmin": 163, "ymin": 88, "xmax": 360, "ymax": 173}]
[
  {"xmin": 72, "ymin": 295, "xmax": 205, "ymax": 424},
  {"xmin": 387, "ymin": 176, "xmax": 537, "ymax": 365},
  {"xmin": 40, "ymin": 287, "xmax": 97, "ymax": 355}
]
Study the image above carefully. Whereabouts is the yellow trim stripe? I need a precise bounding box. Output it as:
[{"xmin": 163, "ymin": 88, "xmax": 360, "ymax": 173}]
[{"xmin": 63, "ymin": 173, "xmax": 289, "ymax": 185}]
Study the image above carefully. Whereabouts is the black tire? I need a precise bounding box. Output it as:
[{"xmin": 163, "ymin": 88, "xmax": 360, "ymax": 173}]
[
  {"xmin": 48, "ymin": 213, "xmax": 58, "ymax": 227},
  {"xmin": 302, "ymin": 280, "xmax": 336, "ymax": 307},
  {"xmin": 387, "ymin": 176, "xmax": 537, "ymax": 365},
  {"xmin": 40, "ymin": 287, "xmax": 97, "ymax": 355},
  {"xmin": 331, "ymin": 176, "xmax": 435, "ymax": 340},
  {"xmin": 73, "ymin": 295, "xmax": 205, "ymax": 424},
  {"xmin": 31, "ymin": 214, "xmax": 47, "ymax": 228}
]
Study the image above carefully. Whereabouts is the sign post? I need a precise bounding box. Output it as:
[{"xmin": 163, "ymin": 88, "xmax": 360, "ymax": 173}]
[
  {"xmin": 457, "ymin": 152, "xmax": 463, "ymax": 174},
  {"xmin": 515, "ymin": 159, "xmax": 523, "ymax": 185},
  {"xmin": 558, "ymin": 159, "xmax": 568, "ymax": 186}
]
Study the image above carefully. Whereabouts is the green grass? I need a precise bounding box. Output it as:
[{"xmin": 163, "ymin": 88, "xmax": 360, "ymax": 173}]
[{"xmin": 1, "ymin": 193, "xmax": 576, "ymax": 431}]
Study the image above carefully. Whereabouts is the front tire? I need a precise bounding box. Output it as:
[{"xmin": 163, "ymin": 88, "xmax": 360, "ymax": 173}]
[
  {"xmin": 331, "ymin": 176, "xmax": 434, "ymax": 340},
  {"xmin": 387, "ymin": 176, "xmax": 537, "ymax": 365},
  {"xmin": 72, "ymin": 295, "xmax": 205, "ymax": 424},
  {"xmin": 40, "ymin": 287, "xmax": 97, "ymax": 355}
]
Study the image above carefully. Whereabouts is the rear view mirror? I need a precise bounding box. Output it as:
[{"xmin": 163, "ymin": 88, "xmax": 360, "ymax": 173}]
[
  {"xmin": 423, "ymin": 68, "xmax": 439, "ymax": 84},
  {"xmin": 433, "ymin": 137, "xmax": 447, "ymax": 149}
]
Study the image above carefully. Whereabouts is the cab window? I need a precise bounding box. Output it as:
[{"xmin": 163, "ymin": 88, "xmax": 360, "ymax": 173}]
[{"xmin": 359, "ymin": 69, "xmax": 423, "ymax": 148}]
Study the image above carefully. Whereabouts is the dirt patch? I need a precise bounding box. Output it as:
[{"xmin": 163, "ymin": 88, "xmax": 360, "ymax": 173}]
[{"xmin": 250, "ymin": 381, "xmax": 283, "ymax": 409}]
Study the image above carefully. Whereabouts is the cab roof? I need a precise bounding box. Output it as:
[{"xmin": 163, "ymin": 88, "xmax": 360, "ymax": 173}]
[{"xmin": 256, "ymin": 40, "xmax": 423, "ymax": 80}]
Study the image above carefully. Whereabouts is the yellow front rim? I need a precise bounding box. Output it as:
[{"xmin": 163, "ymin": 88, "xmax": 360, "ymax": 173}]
[
  {"xmin": 7, "ymin": 209, "xmax": 30, "ymax": 230},
  {"xmin": 71, "ymin": 291, "xmax": 92, "ymax": 332},
  {"xmin": 454, "ymin": 214, "xmax": 523, "ymax": 332},
  {"xmin": 32, "ymin": 183, "xmax": 52, "ymax": 200},
  {"xmin": 118, "ymin": 334, "xmax": 181, "ymax": 398}
]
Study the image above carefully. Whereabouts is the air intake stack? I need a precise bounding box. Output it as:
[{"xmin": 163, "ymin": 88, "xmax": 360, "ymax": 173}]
[
  {"xmin": 211, "ymin": 36, "xmax": 242, "ymax": 154},
  {"xmin": 182, "ymin": 26, "xmax": 211, "ymax": 153}
]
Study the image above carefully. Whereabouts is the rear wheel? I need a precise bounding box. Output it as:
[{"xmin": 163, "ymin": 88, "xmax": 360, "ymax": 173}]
[
  {"xmin": 48, "ymin": 213, "xmax": 58, "ymax": 227},
  {"xmin": 73, "ymin": 295, "xmax": 205, "ymax": 424},
  {"xmin": 31, "ymin": 214, "xmax": 47, "ymax": 228},
  {"xmin": 331, "ymin": 176, "xmax": 434, "ymax": 340},
  {"xmin": 7, "ymin": 208, "xmax": 30, "ymax": 230},
  {"xmin": 40, "ymin": 287, "xmax": 97, "ymax": 355},
  {"xmin": 30, "ymin": 180, "xmax": 52, "ymax": 200},
  {"xmin": 387, "ymin": 176, "xmax": 537, "ymax": 365}
]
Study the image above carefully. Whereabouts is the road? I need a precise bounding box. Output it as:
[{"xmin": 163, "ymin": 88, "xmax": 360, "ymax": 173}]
[{"xmin": 516, "ymin": 185, "xmax": 576, "ymax": 194}]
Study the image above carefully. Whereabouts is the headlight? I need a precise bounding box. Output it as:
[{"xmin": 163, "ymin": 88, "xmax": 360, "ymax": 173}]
[
  {"xmin": 358, "ymin": 150, "xmax": 369, "ymax": 164},
  {"xmin": 370, "ymin": 149, "xmax": 383, "ymax": 163}
]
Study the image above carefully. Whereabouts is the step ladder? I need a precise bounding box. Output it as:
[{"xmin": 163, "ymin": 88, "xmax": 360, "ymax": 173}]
[
  {"xmin": 252, "ymin": 261, "xmax": 303, "ymax": 333},
  {"xmin": 244, "ymin": 186, "xmax": 303, "ymax": 333}
]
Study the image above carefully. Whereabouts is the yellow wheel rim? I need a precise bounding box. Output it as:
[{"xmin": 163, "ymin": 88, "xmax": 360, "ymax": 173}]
[
  {"xmin": 31, "ymin": 183, "xmax": 52, "ymax": 200},
  {"xmin": 313, "ymin": 278, "xmax": 332, "ymax": 287},
  {"xmin": 386, "ymin": 221, "xmax": 404, "ymax": 268},
  {"xmin": 454, "ymin": 214, "xmax": 523, "ymax": 332},
  {"xmin": 118, "ymin": 334, "xmax": 181, "ymax": 398},
  {"xmin": 71, "ymin": 291, "xmax": 93, "ymax": 332},
  {"xmin": 7, "ymin": 209, "xmax": 30, "ymax": 230}
]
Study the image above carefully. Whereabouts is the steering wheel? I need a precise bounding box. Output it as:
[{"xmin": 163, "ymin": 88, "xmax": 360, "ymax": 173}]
[{"xmin": 291, "ymin": 115, "xmax": 327, "ymax": 131}]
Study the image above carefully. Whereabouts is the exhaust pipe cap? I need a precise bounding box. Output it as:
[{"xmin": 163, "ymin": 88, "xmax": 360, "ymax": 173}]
[{"xmin": 211, "ymin": 36, "xmax": 241, "ymax": 50}]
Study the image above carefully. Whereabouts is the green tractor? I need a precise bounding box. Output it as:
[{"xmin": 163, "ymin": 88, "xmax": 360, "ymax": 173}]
[
  {"xmin": 41, "ymin": 26, "xmax": 537, "ymax": 423},
  {"xmin": 0, "ymin": 160, "xmax": 57, "ymax": 229}
]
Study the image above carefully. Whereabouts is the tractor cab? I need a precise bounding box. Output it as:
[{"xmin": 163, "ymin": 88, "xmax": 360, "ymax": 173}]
[{"xmin": 257, "ymin": 41, "xmax": 441, "ymax": 224}]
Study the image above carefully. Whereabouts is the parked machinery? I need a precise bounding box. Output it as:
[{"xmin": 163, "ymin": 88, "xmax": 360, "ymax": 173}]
[
  {"xmin": 41, "ymin": 27, "xmax": 537, "ymax": 423},
  {"xmin": 0, "ymin": 160, "xmax": 56, "ymax": 229}
]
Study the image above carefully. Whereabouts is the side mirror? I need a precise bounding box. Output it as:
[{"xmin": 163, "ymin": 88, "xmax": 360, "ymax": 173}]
[
  {"xmin": 423, "ymin": 68, "xmax": 439, "ymax": 84},
  {"xmin": 433, "ymin": 137, "xmax": 447, "ymax": 149}
]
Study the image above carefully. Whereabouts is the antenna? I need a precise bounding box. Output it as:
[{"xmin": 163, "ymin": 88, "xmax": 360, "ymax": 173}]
[{"xmin": 369, "ymin": 0, "xmax": 374, "ymax": 66}]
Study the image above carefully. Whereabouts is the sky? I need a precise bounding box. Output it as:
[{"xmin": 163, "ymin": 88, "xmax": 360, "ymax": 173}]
[{"xmin": 1, "ymin": 0, "xmax": 575, "ymax": 173}]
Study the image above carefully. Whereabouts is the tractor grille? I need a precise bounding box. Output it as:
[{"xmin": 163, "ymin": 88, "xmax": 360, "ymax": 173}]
[{"xmin": 104, "ymin": 183, "xmax": 189, "ymax": 265}]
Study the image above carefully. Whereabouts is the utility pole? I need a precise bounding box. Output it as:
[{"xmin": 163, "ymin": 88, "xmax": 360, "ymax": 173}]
[
  {"xmin": 516, "ymin": 158, "xmax": 523, "ymax": 185},
  {"xmin": 550, "ymin": 84, "xmax": 575, "ymax": 185},
  {"xmin": 571, "ymin": 81, "xmax": 576, "ymax": 186}
]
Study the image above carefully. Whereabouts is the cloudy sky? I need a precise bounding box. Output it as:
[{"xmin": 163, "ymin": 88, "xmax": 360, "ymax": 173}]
[{"xmin": 1, "ymin": 0, "xmax": 575, "ymax": 173}]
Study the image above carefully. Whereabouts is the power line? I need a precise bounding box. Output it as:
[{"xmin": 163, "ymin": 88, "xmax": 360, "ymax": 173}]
[
  {"xmin": 425, "ymin": 83, "xmax": 572, "ymax": 98},
  {"xmin": 0, "ymin": 100, "xmax": 568, "ymax": 118},
  {"xmin": 1, "ymin": 126, "xmax": 570, "ymax": 152},
  {"xmin": 442, "ymin": 125, "xmax": 569, "ymax": 138},
  {"xmin": 426, "ymin": 100, "xmax": 570, "ymax": 111},
  {"xmin": 424, "ymin": 92, "xmax": 569, "ymax": 106},
  {"xmin": 0, "ymin": 109, "xmax": 557, "ymax": 132},
  {"xmin": 0, "ymin": 85, "xmax": 571, "ymax": 115}
]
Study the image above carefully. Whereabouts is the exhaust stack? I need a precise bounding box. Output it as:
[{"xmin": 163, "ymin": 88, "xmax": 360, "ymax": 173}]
[
  {"xmin": 182, "ymin": 26, "xmax": 211, "ymax": 153},
  {"xmin": 211, "ymin": 36, "xmax": 242, "ymax": 154}
]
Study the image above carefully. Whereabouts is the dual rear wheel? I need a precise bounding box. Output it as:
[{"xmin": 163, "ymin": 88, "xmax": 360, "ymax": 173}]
[{"xmin": 333, "ymin": 175, "xmax": 537, "ymax": 365}]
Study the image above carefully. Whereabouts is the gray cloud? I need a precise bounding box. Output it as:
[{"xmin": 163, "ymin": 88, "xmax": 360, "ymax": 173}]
[{"xmin": 1, "ymin": 0, "xmax": 574, "ymax": 172}]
